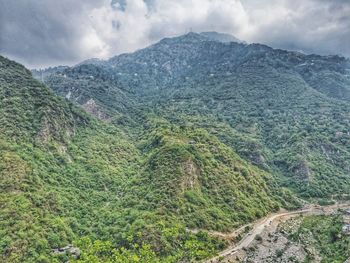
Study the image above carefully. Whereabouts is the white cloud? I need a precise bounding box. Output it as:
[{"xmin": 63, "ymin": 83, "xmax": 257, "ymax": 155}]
[
  {"xmin": 82, "ymin": 0, "xmax": 251, "ymax": 57},
  {"xmin": 1, "ymin": 0, "xmax": 349, "ymax": 68}
]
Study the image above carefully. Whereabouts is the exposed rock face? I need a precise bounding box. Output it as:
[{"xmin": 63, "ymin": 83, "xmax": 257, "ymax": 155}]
[
  {"xmin": 53, "ymin": 244, "xmax": 80, "ymax": 259},
  {"xmin": 245, "ymin": 234, "xmax": 308, "ymax": 263},
  {"xmin": 37, "ymin": 114, "xmax": 76, "ymax": 143},
  {"xmin": 181, "ymin": 159, "xmax": 200, "ymax": 191},
  {"xmin": 292, "ymin": 160, "xmax": 312, "ymax": 180},
  {"xmin": 244, "ymin": 217, "xmax": 320, "ymax": 263},
  {"xmin": 82, "ymin": 99, "xmax": 110, "ymax": 121}
]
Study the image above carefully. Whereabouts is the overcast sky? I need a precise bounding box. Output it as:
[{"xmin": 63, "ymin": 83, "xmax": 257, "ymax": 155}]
[{"xmin": 0, "ymin": 0, "xmax": 349, "ymax": 68}]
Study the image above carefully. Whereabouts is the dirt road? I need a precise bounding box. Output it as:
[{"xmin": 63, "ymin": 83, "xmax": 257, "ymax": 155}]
[{"xmin": 204, "ymin": 202, "xmax": 350, "ymax": 263}]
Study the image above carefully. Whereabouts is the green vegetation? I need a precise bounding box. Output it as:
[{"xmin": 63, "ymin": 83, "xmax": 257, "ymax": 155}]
[
  {"xmin": 291, "ymin": 215, "xmax": 350, "ymax": 263},
  {"xmin": 2, "ymin": 31, "xmax": 350, "ymax": 262},
  {"xmin": 42, "ymin": 32, "xmax": 350, "ymax": 199},
  {"xmin": 0, "ymin": 55, "xmax": 290, "ymax": 262},
  {"xmin": 73, "ymin": 228, "xmax": 222, "ymax": 263}
]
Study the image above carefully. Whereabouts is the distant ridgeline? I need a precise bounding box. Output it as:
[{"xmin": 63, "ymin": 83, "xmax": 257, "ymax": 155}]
[{"xmin": 0, "ymin": 31, "xmax": 349, "ymax": 262}]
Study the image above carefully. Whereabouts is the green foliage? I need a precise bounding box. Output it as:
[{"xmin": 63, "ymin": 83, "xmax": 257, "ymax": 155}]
[
  {"xmin": 73, "ymin": 238, "xmax": 160, "ymax": 263},
  {"xmin": 0, "ymin": 56, "xmax": 229, "ymax": 262},
  {"xmin": 136, "ymin": 122, "xmax": 288, "ymax": 231},
  {"xmin": 41, "ymin": 33, "xmax": 350, "ymax": 199},
  {"xmin": 73, "ymin": 225, "xmax": 223, "ymax": 263},
  {"xmin": 2, "ymin": 31, "xmax": 350, "ymax": 262},
  {"xmin": 293, "ymin": 215, "xmax": 350, "ymax": 263}
]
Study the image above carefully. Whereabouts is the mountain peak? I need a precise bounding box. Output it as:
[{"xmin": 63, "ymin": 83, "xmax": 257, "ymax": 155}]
[
  {"xmin": 199, "ymin": 31, "xmax": 243, "ymax": 43},
  {"xmin": 158, "ymin": 31, "xmax": 244, "ymax": 46}
]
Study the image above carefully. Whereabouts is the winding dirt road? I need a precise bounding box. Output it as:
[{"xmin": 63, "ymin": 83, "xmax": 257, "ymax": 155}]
[{"xmin": 204, "ymin": 203, "xmax": 350, "ymax": 263}]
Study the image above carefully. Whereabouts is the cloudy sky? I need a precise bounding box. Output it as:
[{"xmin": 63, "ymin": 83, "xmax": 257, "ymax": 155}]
[{"xmin": 0, "ymin": 0, "xmax": 349, "ymax": 68}]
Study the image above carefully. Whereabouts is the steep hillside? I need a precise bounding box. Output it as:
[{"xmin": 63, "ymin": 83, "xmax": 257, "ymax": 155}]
[
  {"xmin": 40, "ymin": 32, "xmax": 350, "ymax": 199},
  {"xmin": 0, "ymin": 56, "xmax": 141, "ymax": 262},
  {"xmin": 136, "ymin": 121, "xmax": 297, "ymax": 230},
  {"xmin": 43, "ymin": 63, "xmax": 139, "ymax": 126},
  {"xmin": 0, "ymin": 57, "xmax": 85, "ymax": 141},
  {"xmin": 0, "ymin": 55, "xmax": 289, "ymax": 262}
]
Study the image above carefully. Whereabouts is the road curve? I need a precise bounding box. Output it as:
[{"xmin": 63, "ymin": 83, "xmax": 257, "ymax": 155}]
[{"xmin": 204, "ymin": 203, "xmax": 350, "ymax": 263}]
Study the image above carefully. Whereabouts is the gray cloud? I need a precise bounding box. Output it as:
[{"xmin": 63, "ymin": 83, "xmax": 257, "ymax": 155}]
[
  {"xmin": 0, "ymin": 0, "xmax": 107, "ymax": 67},
  {"xmin": 0, "ymin": 0, "xmax": 349, "ymax": 68},
  {"xmin": 245, "ymin": 0, "xmax": 350, "ymax": 56}
]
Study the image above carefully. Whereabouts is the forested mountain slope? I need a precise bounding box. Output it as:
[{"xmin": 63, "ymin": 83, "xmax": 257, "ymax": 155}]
[
  {"xmin": 0, "ymin": 55, "xmax": 295, "ymax": 262},
  {"xmin": 40, "ymin": 32, "xmax": 350, "ymax": 198},
  {"xmin": 0, "ymin": 56, "xmax": 139, "ymax": 262}
]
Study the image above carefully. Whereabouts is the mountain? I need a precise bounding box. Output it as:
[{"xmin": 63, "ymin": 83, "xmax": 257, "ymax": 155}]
[
  {"xmin": 40, "ymin": 32, "xmax": 350, "ymax": 198},
  {"xmin": 0, "ymin": 54, "xmax": 295, "ymax": 262},
  {"xmin": 2, "ymin": 30, "xmax": 350, "ymax": 262}
]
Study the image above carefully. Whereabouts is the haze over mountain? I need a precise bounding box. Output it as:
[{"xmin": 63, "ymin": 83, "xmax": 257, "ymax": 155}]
[{"xmin": 2, "ymin": 29, "xmax": 350, "ymax": 262}]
